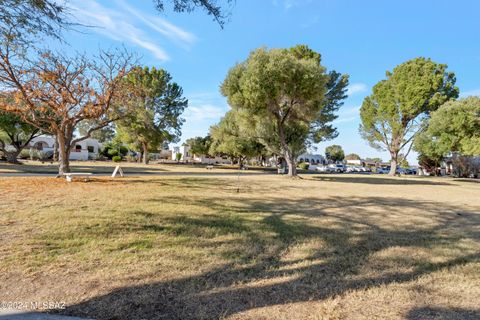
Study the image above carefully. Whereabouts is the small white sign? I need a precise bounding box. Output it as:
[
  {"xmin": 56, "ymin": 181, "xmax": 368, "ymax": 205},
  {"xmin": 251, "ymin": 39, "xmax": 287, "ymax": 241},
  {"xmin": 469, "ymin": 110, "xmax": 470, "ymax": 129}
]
[{"xmin": 112, "ymin": 165, "xmax": 124, "ymax": 178}]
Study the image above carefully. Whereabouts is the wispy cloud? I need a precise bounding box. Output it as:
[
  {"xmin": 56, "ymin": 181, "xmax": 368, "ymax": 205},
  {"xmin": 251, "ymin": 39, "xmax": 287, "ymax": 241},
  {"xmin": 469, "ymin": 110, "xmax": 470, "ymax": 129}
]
[
  {"xmin": 347, "ymin": 83, "xmax": 368, "ymax": 96},
  {"xmin": 116, "ymin": 0, "xmax": 197, "ymax": 49},
  {"xmin": 333, "ymin": 105, "xmax": 360, "ymax": 125},
  {"xmin": 69, "ymin": 0, "xmax": 197, "ymax": 61},
  {"xmin": 185, "ymin": 104, "xmax": 227, "ymax": 121}
]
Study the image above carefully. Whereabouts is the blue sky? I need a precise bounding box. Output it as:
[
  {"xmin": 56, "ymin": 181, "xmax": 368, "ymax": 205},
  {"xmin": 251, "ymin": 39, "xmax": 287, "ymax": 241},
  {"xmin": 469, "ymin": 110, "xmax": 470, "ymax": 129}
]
[{"xmin": 60, "ymin": 0, "xmax": 480, "ymax": 163}]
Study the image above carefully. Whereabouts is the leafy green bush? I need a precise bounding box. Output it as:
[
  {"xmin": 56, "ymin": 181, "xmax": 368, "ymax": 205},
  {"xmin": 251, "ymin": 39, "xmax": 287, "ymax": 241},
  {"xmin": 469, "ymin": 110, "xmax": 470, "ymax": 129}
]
[
  {"xmin": 298, "ymin": 162, "xmax": 310, "ymax": 170},
  {"xmin": 112, "ymin": 156, "xmax": 122, "ymax": 162},
  {"xmin": 101, "ymin": 143, "xmax": 128, "ymax": 159},
  {"xmin": 18, "ymin": 149, "xmax": 31, "ymax": 159}
]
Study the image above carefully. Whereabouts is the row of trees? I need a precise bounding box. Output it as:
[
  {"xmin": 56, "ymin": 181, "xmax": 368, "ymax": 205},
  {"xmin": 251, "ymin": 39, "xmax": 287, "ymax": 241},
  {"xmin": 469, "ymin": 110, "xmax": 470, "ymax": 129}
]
[
  {"xmin": 192, "ymin": 54, "xmax": 478, "ymax": 178},
  {"xmin": 0, "ymin": 0, "xmax": 231, "ymax": 173},
  {"xmin": 183, "ymin": 45, "xmax": 349, "ymax": 176}
]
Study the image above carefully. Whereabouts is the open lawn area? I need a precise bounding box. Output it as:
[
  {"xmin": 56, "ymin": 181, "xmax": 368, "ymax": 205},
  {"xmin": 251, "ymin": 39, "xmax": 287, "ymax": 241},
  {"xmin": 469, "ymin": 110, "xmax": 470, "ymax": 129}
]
[{"xmin": 1, "ymin": 172, "xmax": 479, "ymax": 319}]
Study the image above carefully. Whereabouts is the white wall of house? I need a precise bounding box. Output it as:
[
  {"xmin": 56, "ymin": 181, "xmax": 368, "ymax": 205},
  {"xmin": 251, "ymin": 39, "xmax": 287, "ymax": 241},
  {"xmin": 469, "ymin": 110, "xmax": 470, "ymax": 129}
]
[
  {"xmin": 28, "ymin": 135, "xmax": 102, "ymax": 161},
  {"xmin": 172, "ymin": 145, "xmax": 230, "ymax": 164},
  {"xmin": 298, "ymin": 153, "xmax": 325, "ymax": 164},
  {"xmin": 346, "ymin": 159, "xmax": 362, "ymax": 165}
]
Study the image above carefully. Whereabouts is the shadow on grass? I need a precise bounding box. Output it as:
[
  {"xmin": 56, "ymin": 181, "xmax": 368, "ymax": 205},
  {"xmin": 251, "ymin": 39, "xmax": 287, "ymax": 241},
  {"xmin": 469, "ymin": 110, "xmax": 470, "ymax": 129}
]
[
  {"xmin": 39, "ymin": 195, "xmax": 480, "ymax": 319},
  {"xmin": 406, "ymin": 307, "xmax": 480, "ymax": 320},
  {"xmin": 309, "ymin": 175, "xmax": 453, "ymax": 186}
]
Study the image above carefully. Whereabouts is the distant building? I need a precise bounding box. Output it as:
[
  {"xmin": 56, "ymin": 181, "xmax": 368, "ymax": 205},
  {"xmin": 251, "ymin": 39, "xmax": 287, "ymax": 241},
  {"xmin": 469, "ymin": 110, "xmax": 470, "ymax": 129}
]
[
  {"xmin": 297, "ymin": 153, "xmax": 325, "ymax": 164},
  {"xmin": 345, "ymin": 159, "xmax": 362, "ymax": 166},
  {"xmin": 28, "ymin": 135, "xmax": 102, "ymax": 161},
  {"xmin": 172, "ymin": 145, "xmax": 230, "ymax": 164}
]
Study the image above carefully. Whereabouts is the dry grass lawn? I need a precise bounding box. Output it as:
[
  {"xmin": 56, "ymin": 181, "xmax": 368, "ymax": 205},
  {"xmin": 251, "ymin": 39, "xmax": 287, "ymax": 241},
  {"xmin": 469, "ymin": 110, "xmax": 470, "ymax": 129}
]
[{"xmin": 0, "ymin": 170, "xmax": 479, "ymax": 319}]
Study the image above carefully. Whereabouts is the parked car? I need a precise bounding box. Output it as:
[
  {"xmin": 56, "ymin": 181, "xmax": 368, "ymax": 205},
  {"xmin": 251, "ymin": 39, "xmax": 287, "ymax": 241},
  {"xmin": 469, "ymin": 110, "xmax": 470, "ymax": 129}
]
[
  {"xmin": 346, "ymin": 165, "xmax": 355, "ymax": 173},
  {"xmin": 329, "ymin": 164, "xmax": 345, "ymax": 173},
  {"xmin": 377, "ymin": 167, "xmax": 390, "ymax": 174},
  {"xmin": 404, "ymin": 168, "xmax": 417, "ymax": 175},
  {"xmin": 317, "ymin": 165, "xmax": 336, "ymax": 173}
]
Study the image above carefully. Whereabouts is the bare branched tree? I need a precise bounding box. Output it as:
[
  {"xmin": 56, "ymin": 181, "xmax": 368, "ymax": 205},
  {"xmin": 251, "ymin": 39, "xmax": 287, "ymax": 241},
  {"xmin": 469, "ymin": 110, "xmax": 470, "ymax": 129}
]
[{"xmin": 0, "ymin": 42, "xmax": 135, "ymax": 174}]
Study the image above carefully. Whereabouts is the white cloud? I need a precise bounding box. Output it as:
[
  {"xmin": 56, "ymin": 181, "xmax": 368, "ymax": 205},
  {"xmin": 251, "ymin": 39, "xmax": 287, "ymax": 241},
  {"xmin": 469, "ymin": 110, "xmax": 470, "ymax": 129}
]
[
  {"xmin": 69, "ymin": 0, "xmax": 197, "ymax": 61},
  {"xmin": 184, "ymin": 104, "xmax": 227, "ymax": 121},
  {"xmin": 347, "ymin": 83, "xmax": 368, "ymax": 96},
  {"xmin": 332, "ymin": 105, "xmax": 360, "ymax": 124},
  {"xmin": 116, "ymin": 0, "xmax": 197, "ymax": 49}
]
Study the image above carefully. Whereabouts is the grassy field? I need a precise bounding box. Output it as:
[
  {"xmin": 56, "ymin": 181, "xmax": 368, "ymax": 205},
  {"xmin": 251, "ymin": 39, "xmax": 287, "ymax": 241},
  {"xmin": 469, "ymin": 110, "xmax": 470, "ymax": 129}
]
[{"xmin": 1, "ymin": 168, "xmax": 479, "ymax": 319}]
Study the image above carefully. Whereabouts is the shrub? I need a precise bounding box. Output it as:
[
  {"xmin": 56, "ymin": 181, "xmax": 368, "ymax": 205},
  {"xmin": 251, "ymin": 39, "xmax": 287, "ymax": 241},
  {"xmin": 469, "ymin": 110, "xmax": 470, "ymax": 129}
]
[
  {"xmin": 112, "ymin": 156, "xmax": 122, "ymax": 162},
  {"xmin": 18, "ymin": 149, "xmax": 31, "ymax": 159},
  {"xmin": 125, "ymin": 154, "xmax": 137, "ymax": 162},
  {"xmin": 298, "ymin": 162, "xmax": 310, "ymax": 170}
]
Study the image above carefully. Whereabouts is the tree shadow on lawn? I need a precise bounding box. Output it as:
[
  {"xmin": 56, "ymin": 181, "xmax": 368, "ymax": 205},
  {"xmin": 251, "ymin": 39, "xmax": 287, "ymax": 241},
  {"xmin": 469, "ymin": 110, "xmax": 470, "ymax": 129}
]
[
  {"xmin": 406, "ymin": 307, "xmax": 480, "ymax": 320},
  {"xmin": 309, "ymin": 175, "xmax": 453, "ymax": 186},
  {"xmin": 55, "ymin": 195, "xmax": 479, "ymax": 320}
]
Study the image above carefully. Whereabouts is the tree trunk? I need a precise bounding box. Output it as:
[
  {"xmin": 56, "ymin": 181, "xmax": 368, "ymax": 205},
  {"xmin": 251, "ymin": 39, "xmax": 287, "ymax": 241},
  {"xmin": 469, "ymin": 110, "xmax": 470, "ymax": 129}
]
[
  {"xmin": 389, "ymin": 156, "xmax": 398, "ymax": 176},
  {"xmin": 53, "ymin": 136, "xmax": 59, "ymax": 162},
  {"xmin": 285, "ymin": 153, "xmax": 297, "ymax": 177},
  {"xmin": 142, "ymin": 142, "xmax": 149, "ymax": 165},
  {"xmin": 57, "ymin": 134, "xmax": 71, "ymax": 175},
  {"xmin": 5, "ymin": 150, "xmax": 20, "ymax": 163}
]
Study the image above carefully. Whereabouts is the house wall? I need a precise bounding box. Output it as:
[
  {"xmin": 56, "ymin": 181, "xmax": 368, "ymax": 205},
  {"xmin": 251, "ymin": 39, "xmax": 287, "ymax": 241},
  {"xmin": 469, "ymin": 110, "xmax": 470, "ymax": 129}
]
[
  {"xmin": 28, "ymin": 135, "xmax": 101, "ymax": 161},
  {"xmin": 297, "ymin": 153, "xmax": 325, "ymax": 164}
]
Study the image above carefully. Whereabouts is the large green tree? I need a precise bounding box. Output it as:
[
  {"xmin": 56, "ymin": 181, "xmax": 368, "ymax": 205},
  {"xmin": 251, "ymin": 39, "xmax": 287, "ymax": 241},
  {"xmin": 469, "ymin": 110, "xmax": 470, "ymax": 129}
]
[
  {"xmin": 360, "ymin": 57, "xmax": 458, "ymax": 175},
  {"xmin": 209, "ymin": 110, "xmax": 265, "ymax": 168},
  {"xmin": 414, "ymin": 96, "xmax": 480, "ymax": 158},
  {"xmin": 185, "ymin": 135, "xmax": 212, "ymax": 157},
  {"xmin": 117, "ymin": 66, "xmax": 187, "ymax": 164},
  {"xmin": 0, "ymin": 110, "xmax": 40, "ymax": 163},
  {"xmin": 325, "ymin": 144, "xmax": 345, "ymax": 163},
  {"xmin": 345, "ymin": 153, "xmax": 361, "ymax": 161},
  {"xmin": 221, "ymin": 45, "xmax": 348, "ymax": 177}
]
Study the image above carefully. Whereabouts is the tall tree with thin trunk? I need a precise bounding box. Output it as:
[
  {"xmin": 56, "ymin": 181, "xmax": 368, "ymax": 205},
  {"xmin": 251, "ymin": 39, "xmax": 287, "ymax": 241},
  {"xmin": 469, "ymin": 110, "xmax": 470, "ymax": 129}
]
[
  {"xmin": 221, "ymin": 45, "xmax": 347, "ymax": 177},
  {"xmin": 0, "ymin": 46, "xmax": 134, "ymax": 175},
  {"xmin": 359, "ymin": 57, "xmax": 458, "ymax": 176},
  {"xmin": 117, "ymin": 66, "xmax": 187, "ymax": 164}
]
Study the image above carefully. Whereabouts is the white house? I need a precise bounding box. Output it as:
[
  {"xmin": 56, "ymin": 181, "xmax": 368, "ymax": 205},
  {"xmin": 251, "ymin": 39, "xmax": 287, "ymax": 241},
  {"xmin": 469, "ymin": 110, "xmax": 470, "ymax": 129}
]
[
  {"xmin": 297, "ymin": 153, "xmax": 325, "ymax": 165},
  {"xmin": 172, "ymin": 145, "xmax": 230, "ymax": 164},
  {"xmin": 28, "ymin": 135, "xmax": 102, "ymax": 161}
]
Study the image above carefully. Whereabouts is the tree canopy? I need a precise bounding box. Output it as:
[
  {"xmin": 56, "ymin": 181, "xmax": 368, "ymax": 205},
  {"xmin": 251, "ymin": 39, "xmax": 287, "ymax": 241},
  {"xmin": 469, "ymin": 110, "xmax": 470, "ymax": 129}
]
[
  {"xmin": 221, "ymin": 45, "xmax": 348, "ymax": 176},
  {"xmin": 345, "ymin": 153, "xmax": 361, "ymax": 161},
  {"xmin": 0, "ymin": 110, "xmax": 40, "ymax": 162},
  {"xmin": 152, "ymin": 0, "xmax": 233, "ymax": 27},
  {"xmin": 325, "ymin": 145, "xmax": 345, "ymax": 163},
  {"xmin": 359, "ymin": 57, "xmax": 458, "ymax": 175},
  {"xmin": 185, "ymin": 135, "xmax": 212, "ymax": 157},
  {"xmin": 117, "ymin": 66, "xmax": 188, "ymax": 164},
  {"xmin": 0, "ymin": 0, "xmax": 68, "ymax": 44},
  {"xmin": 414, "ymin": 96, "xmax": 480, "ymax": 158},
  {"xmin": 209, "ymin": 109, "xmax": 265, "ymax": 167}
]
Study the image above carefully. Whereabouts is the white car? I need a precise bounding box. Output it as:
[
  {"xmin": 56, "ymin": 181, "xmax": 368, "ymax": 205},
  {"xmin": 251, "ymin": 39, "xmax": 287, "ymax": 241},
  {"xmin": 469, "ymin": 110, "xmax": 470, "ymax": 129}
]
[{"xmin": 316, "ymin": 165, "xmax": 336, "ymax": 173}]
